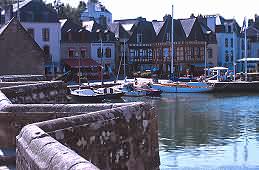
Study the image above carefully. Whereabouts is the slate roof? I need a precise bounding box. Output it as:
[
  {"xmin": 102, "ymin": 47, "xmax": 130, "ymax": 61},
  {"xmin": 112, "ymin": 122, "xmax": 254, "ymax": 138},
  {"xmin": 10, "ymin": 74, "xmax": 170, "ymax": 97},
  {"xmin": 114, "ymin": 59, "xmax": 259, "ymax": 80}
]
[
  {"xmin": 127, "ymin": 20, "xmax": 156, "ymax": 44},
  {"xmin": 155, "ymin": 16, "xmax": 215, "ymax": 43},
  {"xmin": 108, "ymin": 22, "xmax": 130, "ymax": 39},
  {"xmin": 60, "ymin": 19, "xmax": 93, "ymax": 43},
  {"xmin": 9, "ymin": 0, "xmax": 58, "ymax": 22},
  {"xmin": 152, "ymin": 20, "xmax": 164, "ymax": 35},
  {"xmin": 180, "ymin": 18, "xmax": 196, "ymax": 37},
  {"xmin": 82, "ymin": 20, "xmax": 103, "ymax": 32}
]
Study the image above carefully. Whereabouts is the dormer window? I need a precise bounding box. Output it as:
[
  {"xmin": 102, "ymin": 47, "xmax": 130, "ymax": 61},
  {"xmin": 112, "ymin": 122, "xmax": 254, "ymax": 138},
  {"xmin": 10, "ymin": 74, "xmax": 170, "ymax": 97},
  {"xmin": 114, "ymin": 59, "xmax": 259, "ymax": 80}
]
[{"xmin": 137, "ymin": 32, "xmax": 143, "ymax": 44}]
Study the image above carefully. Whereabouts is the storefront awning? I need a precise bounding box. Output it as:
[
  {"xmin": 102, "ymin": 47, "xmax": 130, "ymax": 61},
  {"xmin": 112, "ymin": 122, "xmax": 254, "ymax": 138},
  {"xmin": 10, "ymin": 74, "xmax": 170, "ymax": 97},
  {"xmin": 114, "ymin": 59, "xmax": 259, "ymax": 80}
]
[{"xmin": 64, "ymin": 58, "xmax": 100, "ymax": 68}]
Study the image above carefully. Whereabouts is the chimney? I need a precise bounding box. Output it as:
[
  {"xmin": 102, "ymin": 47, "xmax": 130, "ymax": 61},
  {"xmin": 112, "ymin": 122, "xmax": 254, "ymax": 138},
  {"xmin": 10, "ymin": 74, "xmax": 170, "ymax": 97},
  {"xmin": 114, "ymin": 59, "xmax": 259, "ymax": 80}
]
[
  {"xmin": 248, "ymin": 19, "xmax": 253, "ymax": 26},
  {"xmin": 163, "ymin": 15, "xmax": 171, "ymax": 22},
  {"xmin": 5, "ymin": 5, "xmax": 13, "ymax": 23}
]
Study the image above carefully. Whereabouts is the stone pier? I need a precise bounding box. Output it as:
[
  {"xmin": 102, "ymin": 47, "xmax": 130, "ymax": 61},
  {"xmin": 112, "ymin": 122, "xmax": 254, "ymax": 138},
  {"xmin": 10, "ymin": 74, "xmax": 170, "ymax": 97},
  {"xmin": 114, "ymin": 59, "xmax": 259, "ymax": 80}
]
[{"xmin": 0, "ymin": 75, "xmax": 160, "ymax": 169}]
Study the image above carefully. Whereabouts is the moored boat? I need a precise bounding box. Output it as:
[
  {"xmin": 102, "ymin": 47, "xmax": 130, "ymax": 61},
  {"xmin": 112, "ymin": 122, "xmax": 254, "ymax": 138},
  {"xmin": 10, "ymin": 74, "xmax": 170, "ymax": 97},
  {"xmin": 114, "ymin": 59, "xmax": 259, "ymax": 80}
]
[
  {"xmin": 70, "ymin": 88, "xmax": 105, "ymax": 103},
  {"xmin": 152, "ymin": 81, "xmax": 213, "ymax": 93}
]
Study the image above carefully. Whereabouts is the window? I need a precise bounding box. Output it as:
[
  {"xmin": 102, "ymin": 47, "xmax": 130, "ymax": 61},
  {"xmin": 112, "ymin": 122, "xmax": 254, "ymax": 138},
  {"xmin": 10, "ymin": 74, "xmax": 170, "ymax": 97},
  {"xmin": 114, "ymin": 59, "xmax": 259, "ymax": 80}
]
[
  {"xmin": 139, "ymin": 49, "xmax": 144, "ymax": 57},
  {"xmin": 27, "ymin": 28, "xmax": 34, "ymax": 38},
  {"xmin": 257, "ymin": 33, "xmax": 259, "ymax": 41},
  {"xmin": 80, "ymin": 48, "xmax": 87, "ymax": 58},
  {"xmin": 225, "ymin": 38, "xmax": 228, "ymax": 47},
  {"xmin": 163, "ymin": 48, "xmax": 169, "ymax": 57},
  {"xmin": 68, "ymin": 49, "xmax": 74, "ymax": 58},
  {"xmin": 231, "ymin": 38, "xmax": 233, "ymax": 48},
  {"xmin": 130, "ymin": 49, "xmax": 135, "ymax": 57},
  {"xmin": 97, "ymin": 48, "xmax": 103, "ymax": 58},
  {"xmin": 208, "ymin": 48, "xmax": 213, "ymax": 58},
  {"xmin": 148, "ymin": 49, "xmax": 152, "ymax": 57},
  {"xmin": 105, "ymin": 48, "xmax": 111, "ymax": 58},
  {"xmin": 257, "ymin": 49, "xmax": 259, "ymax": 58},
  {"xmin": 197, "ymin": 47, "xmax": 201, "ymax": 58},
  {"xmin": 225, "ymin": 50, "xmax": 229, "ymax": 62},
  {"xmin": 191, "ymin": 47, "xmax": 195, "ymax": 58},
  {"xmin": 137, "ymin": 32, "xmax": 143, "ymax": 44},
  {"xmin": 42, "ymin": 28, "xmax": 50, "ymax": 41}
]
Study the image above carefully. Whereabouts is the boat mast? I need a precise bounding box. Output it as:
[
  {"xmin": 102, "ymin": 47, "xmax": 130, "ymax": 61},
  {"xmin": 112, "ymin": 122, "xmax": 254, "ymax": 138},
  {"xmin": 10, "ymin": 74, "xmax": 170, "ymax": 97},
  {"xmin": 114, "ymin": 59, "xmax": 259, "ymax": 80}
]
[
  {"xmin": 171, "ymin": 5, "xmax": 174, "ymax": 79},
  {"xmin": 244, "ymin": 18, "xmax": 248, "ymax": 81},
  {"xmin": 233, "ymin": 18, "xmax": 236, "ymax": 81},
  {"xmin": 77, "ymin": 52, "xmax": 81, "ymax": 87},
  {"xmin": 123, "ymin": 39, "xmax": 126, "ymax": 79},
  {"xmin": 204, "ymin": 42, "xmax": 207, "ymax": 77}
]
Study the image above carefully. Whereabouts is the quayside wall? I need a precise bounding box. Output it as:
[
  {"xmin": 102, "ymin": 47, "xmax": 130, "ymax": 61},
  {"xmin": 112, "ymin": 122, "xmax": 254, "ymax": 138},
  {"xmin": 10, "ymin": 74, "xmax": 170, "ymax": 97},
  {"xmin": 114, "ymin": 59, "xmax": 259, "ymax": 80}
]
[{"xmin": 0, "ymin": 76, "xmax": 160, "ymax": 170}]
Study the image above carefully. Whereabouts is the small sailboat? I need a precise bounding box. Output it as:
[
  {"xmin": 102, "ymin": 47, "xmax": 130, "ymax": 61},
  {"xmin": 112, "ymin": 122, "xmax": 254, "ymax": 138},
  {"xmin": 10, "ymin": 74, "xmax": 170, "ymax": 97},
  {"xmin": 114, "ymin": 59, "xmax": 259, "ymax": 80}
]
[{"xmin": 70, "ymin": 88, "xmax": 105, "ymax": 103}]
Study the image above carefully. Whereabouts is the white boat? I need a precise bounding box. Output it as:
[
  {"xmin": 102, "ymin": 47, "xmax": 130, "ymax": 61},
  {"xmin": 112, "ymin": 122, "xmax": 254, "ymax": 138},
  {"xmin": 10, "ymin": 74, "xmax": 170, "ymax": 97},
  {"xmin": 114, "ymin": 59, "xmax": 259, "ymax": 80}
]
[
  {"xmin": 152, "ymin": 81, "xmax": 213, "ymax": 93},
  {"xmin": 70, "ymin": 88, "xmax": 105, "ymax": 103}
]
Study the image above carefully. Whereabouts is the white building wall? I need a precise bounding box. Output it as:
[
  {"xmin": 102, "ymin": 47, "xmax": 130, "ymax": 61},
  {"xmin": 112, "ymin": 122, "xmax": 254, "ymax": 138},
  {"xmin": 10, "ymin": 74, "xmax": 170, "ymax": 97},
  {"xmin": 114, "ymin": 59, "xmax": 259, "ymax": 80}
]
[
  {"xmin": 21, "ymin": 22, "xmax": 61, "ymax": 69},
  {"xmin": 91, "ymin": 43, "xmax": 115, "ymax": 70},
  {"xmin": 216, "ymin": 32, "xmax": 242, "ymax": 70}
]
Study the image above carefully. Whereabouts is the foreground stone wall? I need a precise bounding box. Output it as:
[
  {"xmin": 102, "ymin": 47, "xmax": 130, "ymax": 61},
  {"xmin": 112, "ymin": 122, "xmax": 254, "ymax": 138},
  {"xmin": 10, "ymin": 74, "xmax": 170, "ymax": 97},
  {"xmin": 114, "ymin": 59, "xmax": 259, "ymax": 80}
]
[
  {"xmin": 0, "ymin": 75, "xmax": 45, "ymax": 82},
  {"xmin": 0, "ymin": 81, "xmax": 68, "ymax": 104},
  {"xmin": 0, "ymin": 102, "xmax": 129, "ymax": 148},
  {"xmin": 16, "ymin": 103, "xmax": 159, "ymax": 170}
]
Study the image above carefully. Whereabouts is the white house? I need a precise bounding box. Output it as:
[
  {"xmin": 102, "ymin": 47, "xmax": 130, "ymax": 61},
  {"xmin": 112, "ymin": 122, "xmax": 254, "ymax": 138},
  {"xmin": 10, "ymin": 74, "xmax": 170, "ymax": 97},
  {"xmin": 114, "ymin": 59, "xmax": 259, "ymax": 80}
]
[
  {"xmin": 4, "ymin": 0, "xmax": 61, "ymax": 74},
  {"xmin": 80, "ymin": 0, "xmax": 112, "ymax": 26}
]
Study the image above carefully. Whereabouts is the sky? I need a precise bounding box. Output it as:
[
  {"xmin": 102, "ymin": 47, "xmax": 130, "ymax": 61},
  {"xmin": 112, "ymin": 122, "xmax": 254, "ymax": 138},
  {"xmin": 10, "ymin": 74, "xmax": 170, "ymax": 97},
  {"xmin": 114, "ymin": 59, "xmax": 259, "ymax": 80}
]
[{"xmin": 45, "ymin": 0, "xmax": 259, "ymax": 26}]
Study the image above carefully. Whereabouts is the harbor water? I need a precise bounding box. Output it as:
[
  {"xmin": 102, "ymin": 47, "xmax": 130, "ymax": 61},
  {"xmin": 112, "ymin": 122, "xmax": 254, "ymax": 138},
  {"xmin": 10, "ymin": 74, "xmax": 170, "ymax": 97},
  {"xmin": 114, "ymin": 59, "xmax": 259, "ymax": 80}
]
[{"xmin": 124, "ymin": 93, "xmax": 259, "ymax": 170}]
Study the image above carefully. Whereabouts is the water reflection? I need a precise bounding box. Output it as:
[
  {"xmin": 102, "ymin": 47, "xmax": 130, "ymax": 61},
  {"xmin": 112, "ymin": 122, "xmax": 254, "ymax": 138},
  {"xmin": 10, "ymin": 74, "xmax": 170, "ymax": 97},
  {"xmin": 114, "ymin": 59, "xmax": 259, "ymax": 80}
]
[{"xmin": 124, "ymin": 93, "xmax": 259, "ymax": 169}]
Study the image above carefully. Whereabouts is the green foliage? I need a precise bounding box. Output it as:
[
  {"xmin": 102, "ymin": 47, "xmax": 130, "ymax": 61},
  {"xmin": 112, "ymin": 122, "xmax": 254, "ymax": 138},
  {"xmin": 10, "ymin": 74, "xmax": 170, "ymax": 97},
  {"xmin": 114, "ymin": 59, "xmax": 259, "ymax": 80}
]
[{"xmin": 52, "ymin": 0, "xmax": 87, "ymax": 25}]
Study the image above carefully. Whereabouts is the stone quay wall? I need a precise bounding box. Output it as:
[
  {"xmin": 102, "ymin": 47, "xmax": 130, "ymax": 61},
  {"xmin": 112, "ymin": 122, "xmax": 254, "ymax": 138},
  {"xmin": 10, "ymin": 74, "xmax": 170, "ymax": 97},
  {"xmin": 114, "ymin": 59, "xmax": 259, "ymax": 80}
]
[
  {"xmin": 0, "ymin": 81, "xmax": 68, "ymax": 104},
  {"xmin": 0, "ymin": 78, "xmax": 160, "ymax": 169},
  {"xmin": 0, "ymin": 75, "xmax": 46, "ymax": 82},
  {"xmin": 16, "ymin": 103, "xmax": 159, "ymax": 170}
]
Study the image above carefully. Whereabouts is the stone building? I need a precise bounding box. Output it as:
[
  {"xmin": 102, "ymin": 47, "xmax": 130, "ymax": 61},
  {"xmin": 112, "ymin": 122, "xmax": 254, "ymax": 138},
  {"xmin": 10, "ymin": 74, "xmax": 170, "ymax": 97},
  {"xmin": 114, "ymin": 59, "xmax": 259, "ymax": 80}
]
[
  {"xmin": 2, "ymin": 0, "xmax": 61, "ymax": 74},
  {"xmin": 0, "ymin": 18, "xmax": 45, "ymax": 75}
]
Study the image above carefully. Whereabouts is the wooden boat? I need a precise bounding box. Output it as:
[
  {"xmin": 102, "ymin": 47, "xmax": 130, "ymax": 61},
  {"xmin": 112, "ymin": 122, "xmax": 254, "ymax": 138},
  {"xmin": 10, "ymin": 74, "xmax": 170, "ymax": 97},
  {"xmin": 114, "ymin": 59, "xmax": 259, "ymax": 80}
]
[
  {"xmin": 70, "ymin": 89, "xmax": 105, "ymax": 103},
  {"xmin": 152, "ymin": 81, "xmax": 213, "ymax": 93}
]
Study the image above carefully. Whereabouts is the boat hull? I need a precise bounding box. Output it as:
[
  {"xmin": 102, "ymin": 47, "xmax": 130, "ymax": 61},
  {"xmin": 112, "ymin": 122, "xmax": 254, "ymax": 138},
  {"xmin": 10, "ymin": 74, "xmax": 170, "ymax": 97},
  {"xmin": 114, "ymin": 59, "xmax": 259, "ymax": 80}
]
[
  {"xmin": 152, "ymin": 83, "xmax": 212, "ymax": 93},
  {"xmin": 71, "ymin": 94, "xmax": 105, "ymax": 103}
]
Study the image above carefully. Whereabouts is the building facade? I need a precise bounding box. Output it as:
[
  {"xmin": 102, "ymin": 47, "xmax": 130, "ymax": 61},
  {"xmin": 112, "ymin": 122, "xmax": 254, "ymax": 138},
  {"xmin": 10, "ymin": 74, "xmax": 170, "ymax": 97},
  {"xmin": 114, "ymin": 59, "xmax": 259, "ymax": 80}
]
[
  {"xmin": 0, "ymin": 18, "xmax": 45, "ymax": 75},
  {"xmin": 80, "ymin": 0, "xmax": 112, "ymax": 26},
  {"xmin": 3, "ymin": 0, "xmax": 61, "ymax": 74}
]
